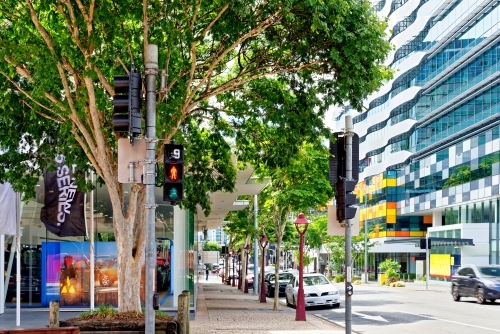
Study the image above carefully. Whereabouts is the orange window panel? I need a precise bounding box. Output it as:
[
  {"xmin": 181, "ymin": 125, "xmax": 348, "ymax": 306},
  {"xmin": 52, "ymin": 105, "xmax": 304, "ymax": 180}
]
[
  {"xmin": 423, "ymin": 216, "xmax": 433, "ymax": 224},
  {"xmin": 386, "ymin": 202, "xmax": 396, "ymax": 209},
  {"xmin": 396, "ymin": 231, "xmax": 410, "ymax": 237}
]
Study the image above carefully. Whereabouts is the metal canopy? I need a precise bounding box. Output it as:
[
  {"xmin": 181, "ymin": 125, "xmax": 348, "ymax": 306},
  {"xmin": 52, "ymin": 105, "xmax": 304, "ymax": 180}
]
[{"xmin": 384, "ymin": 237, "xmax": 475, "ymax": 247}]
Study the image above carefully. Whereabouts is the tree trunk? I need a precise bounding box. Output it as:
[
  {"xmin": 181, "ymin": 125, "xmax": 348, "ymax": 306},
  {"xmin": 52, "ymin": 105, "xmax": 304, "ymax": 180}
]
[
  {"xmin": 240, "ymin": 235, "xmax": 251, "ymax": 291},
  {"xmin": 109, "ymin": 185, "xmax": 145, "ymax": 313},
  {"xmin": 273, "ymin": 233, "xmax": 282, "ymax": 311}
]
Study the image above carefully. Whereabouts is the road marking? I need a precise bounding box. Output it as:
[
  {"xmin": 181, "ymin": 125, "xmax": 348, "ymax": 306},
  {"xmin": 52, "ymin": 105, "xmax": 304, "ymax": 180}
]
[
  {"xmin": 352, "ymin": 311, "xmax": 388, "ymax": 322},
  {"xmin": 391, "ymin": 309, "xmax": 500, "ymax": 332},
  {"xmin": 314, "ymin": 314, "xmax": 345, "ymax": 327},
  {"xmin": 474, "ymin": 305, "xmax": 500, "ymax": 311}
]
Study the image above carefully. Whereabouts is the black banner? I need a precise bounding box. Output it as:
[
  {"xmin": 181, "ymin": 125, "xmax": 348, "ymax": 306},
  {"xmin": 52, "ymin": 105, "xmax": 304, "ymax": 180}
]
[{"xmin": 40, "ymin": 155, "xmax": 86, "ymax": 237}]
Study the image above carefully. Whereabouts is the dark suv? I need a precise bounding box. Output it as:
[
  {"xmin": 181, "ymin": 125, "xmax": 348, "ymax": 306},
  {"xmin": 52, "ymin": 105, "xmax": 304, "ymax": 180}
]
[{"xmin": 451, "ymin": 264, "xmax": 500, "ymax": 304}]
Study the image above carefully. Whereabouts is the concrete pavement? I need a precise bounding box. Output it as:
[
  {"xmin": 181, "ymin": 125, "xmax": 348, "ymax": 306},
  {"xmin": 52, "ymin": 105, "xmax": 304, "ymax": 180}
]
[{"xmin": 190, "ymin": 273, "xmax": 345, "ymax": 334}]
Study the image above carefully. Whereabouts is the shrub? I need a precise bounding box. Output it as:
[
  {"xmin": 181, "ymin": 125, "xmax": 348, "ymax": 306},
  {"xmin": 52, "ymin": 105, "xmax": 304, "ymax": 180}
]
[
  {"xmin": 353, "ymin": 280, "xmax": 362, "ymax": 285},
  {"xmin": 395, "ymin": 281, "xmax": 406, "ymax": 287},
  {"xmin": 334, "ymin": 274, "xmax": 345, "ymax": 283},
  {"xmin": 421, "ymin": 275, "xmax": 427, "ymax": 281}
]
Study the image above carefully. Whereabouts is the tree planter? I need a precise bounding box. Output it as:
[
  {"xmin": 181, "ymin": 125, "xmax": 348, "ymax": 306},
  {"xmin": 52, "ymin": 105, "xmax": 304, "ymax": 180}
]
[{"xmin": 59, "ymin": 318, "xmax": 179, "ymax": 334}]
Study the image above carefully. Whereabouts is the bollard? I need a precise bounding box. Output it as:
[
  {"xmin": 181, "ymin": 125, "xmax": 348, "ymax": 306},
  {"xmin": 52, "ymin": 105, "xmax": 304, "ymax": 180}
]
[
  {"xmin": 178, "ymin": 290, "xmax": 190, "ymax": 334},
  {"xmin": 49, "ymin": 300, "xmax": 60, "ymax": 328}
]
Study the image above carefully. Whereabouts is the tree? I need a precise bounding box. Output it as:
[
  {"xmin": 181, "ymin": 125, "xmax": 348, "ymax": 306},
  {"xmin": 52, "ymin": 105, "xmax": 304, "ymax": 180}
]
[
  {"xmin": 326, "ymin": 235, "xmax": 373, "ymax": 275},
  {"xmin": 202, "ymin": 241, "xmax": 222, "ymax": 253},
  {"xmin": 0, "ymin": 0, "xmax": 392, "ymax": 312},
  {"xmin": 258, "ymin": 142, "xmax": 334, "ymax": 310}
]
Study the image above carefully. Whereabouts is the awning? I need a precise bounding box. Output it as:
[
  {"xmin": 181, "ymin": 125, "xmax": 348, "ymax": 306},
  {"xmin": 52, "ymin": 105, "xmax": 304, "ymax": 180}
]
[{"xmin": 384, "ymin": 237, "xmax": 474, "ymax": 247}]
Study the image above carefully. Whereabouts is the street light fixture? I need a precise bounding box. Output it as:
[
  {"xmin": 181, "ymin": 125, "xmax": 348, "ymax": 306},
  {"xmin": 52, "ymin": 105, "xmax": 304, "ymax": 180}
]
[
  {"xmin": 294, "ymin": 213, "xmax": 309, "ymax": 321},
  {"xmin": 244, "ymin": 244, "xmax": 251, "ymax": 293},
  {"xmin": 259, "ymin": 234, "xmax": 269, "ymax": 303}
]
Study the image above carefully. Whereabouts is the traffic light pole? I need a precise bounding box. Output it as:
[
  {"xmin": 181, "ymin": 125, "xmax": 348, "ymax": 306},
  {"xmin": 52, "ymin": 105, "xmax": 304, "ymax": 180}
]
[
  {"xmin": 344, "ymin": 115, "xmax": 353, "ymax": 334},
  {"xmin": 145, "ymin": 44, "xmax": 158, "ymax": 334}
]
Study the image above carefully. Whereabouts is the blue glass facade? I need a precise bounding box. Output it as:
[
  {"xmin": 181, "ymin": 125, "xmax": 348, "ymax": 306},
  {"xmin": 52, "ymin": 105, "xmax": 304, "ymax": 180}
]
[{"xmin": 340, "ymin": 0, "xmax": 500, "ymax": 269}]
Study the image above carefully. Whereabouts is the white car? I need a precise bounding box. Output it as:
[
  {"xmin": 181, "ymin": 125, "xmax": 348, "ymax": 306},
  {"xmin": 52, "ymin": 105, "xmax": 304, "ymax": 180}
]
[{"xmin": 285, "ymin": 273, "xmax": 340, "ymax": 308}]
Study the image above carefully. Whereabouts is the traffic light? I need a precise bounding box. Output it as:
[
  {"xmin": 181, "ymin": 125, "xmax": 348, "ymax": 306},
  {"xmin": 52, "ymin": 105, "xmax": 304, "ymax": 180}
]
[
  {"xmin": 113, "ymin": 69, "xmax": 142, "ymax": 142},
  {"xmin": 164, "ymin": 144, "xmax": 184, "ymax": 203},
  {"xmin": 336, "ymin": 179, "xmax": 357, "ymax": 221}
]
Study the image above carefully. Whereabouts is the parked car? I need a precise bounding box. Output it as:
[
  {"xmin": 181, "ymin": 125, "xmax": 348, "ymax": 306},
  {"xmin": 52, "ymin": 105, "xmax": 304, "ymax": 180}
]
[
  {"xmin": 285, "ymin": 273, "xmax": 340, "ymax": 308},
  {"xmin": 265, "ymin": 272, "xmax": 294, "ymax": 297},
  {"xmin": 451, "ymin": 264, "xmax": 500, "ymax": 304},
  {"xmin": 246, "ymin": 273, "xmax": 254, "ymax": 289},
  {"xmin": 4, "ymin": 249, "xmax": 42, "ymax": 302}
]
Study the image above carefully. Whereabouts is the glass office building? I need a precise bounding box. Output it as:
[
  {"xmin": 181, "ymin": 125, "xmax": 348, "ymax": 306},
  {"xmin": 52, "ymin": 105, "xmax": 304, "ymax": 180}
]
[{"xmin": 333, "ymin": 0, "xmax": 500, "ymax": 282}]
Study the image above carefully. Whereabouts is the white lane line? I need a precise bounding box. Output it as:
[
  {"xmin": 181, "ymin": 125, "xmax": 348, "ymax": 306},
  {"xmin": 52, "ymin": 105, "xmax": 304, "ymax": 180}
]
[
  {"xmin": 474, "ymin": 305, "xmax": 500, "ymax": 311},
  {"xmin": 391, "ymin": 309, "xmax": 500, "ymax": 332}
]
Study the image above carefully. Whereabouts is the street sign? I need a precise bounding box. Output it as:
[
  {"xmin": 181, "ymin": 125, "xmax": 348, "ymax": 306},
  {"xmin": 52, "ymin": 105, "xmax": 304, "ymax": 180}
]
[{"xmin": 117, "ymin": 138, "xmax": 147, "ymax": 183}]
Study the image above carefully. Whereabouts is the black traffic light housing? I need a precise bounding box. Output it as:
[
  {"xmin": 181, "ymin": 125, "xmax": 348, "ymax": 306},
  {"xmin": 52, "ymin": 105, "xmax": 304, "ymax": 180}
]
[
  {"xmin": 336, "ymin": 179, "xmax": 357, "ymax": 221},
  {"xmin": 113, "ymin": 68, "xmax": 143, "ymax": 143},
  {"xmin": 163, "ymin": 144, "xmax": 184, "ymax": 204}
]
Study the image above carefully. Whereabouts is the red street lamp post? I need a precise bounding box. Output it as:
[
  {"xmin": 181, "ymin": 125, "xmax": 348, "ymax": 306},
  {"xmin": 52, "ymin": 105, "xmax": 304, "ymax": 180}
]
[
  {"xmin": 294, "ymin": 213, "xmax": 310, "ymax": 321},
  {"xmin": 238, "ymin": 248, "xmax": 242, "ymax": 289},
  {"xmin": 259, "ymin": 234, "xmax": 269, "ymax": 303},
  {"xmin": 231, "ymin": 252, "xmax": 236, "ymax": 287},
  {"xmin": 244, "ymin": 244, "xmax": 251, "ymax": 293}
]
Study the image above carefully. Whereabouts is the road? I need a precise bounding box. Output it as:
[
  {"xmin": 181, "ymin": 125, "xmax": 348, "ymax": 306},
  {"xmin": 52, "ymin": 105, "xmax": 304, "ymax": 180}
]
[{"xmin": 279, "ymin": 282, "xmax": 500, "ymax": 333}]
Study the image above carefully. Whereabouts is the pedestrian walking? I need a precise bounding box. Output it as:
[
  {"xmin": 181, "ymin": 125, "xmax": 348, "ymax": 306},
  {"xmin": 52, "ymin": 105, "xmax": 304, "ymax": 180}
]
[{"xmin": 205, "ymin": 267, "xmax": 209, "ymax": 280}]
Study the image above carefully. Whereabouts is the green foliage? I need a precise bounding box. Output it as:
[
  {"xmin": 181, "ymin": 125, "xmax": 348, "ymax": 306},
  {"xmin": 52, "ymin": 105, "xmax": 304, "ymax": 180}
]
[
  {"xmin": 334, "ymin": 274, "xmax": 345, "ymax": 283},
  {"xmin": 325, "ymin": 234, "xmax": 374, "ymax": 273},
  {"xmin": 202, "ymin": 241, "xmax": 222, "ymax": 253},
  {"xmin": 378, "ymin": 259, "xmax": 400, "ymax": 273},
  {"xmin": 421, "ymin": 275, "xmax": 427, "ymax": 282},
  {"xmin": 0, "ymin": 0, "xmax": 393, "ymax": 311}
]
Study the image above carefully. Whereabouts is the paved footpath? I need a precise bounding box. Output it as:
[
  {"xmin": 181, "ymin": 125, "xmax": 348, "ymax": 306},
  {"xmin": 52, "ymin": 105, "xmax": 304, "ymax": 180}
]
[{"xmin": 190, "ymin": 274, "xmax": 345, "ymax": 334}]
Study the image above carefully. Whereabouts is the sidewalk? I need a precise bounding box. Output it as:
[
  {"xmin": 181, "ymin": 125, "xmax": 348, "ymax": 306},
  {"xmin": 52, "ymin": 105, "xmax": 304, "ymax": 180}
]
[{"xmin": 190, "ymin": 273, "xmax": 345, "ymax": 334}]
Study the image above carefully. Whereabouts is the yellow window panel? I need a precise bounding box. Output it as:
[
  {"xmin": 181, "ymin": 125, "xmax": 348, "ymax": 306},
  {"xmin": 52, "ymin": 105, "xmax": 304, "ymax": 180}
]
[
  {"xmin": 386, "ymin": 215, "xmax": 396, "ymax": 223},
  {"xmin": 387, "ymin": 179, "xmax": 397, "ymax": 187}
]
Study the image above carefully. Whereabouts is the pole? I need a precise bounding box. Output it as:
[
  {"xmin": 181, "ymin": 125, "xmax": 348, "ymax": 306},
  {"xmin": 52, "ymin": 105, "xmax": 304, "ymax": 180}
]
[
  {"xmin": 232, "ymin": 256, "xmax": 236, "ymax": 287},
  {"xmin": 260, "ymin": 244, "xmax": 266, "ymax": 302},
  {"xmin": 364, "ymin": 220, "xmax": 368, "ymax": 284},
  {"xmin": 244, "ymin": 250, "xmax": 250, "ymax": 293},
  {"xmin": 145, "ymin": 44, "xmax": 158, "ymax": 334},
  {"xmin": 253, "ymin": 195, "xmax": 259, "ymax": 296},
  {"xmin": 344, "ymin": 115, "xmax": 353, "ymax": 333},
  {"xmin": 296, "ymin": 233, "xmax": 306, "ymax": 320},
  {"xmin": 426, "ymin": 235, "xmax": 429, "ymax": 291}
]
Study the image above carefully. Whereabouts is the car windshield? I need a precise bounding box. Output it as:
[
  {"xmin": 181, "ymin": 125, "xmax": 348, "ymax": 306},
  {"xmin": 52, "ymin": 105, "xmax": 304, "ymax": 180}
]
[
  {"xmin": 278, "ymin": 273, "xmax": 293, "ymax": 281},
  {"xmin": 479, "ymin": 267, "xmax": 500, "ymax": 277},
  {"xmin": 303, "ymin": 275, "xmax": 329, "ymax": 286}
]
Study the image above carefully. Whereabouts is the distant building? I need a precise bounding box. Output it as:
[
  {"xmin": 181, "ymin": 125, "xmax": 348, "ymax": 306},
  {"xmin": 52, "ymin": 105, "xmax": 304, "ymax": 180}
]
[{"xmin": 332, "ymin": 0, "xmax": 500, "ymax": 283}]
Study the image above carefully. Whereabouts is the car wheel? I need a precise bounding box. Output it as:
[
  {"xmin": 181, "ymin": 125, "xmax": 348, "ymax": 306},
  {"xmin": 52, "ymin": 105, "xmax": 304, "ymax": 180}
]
[
  {"xmin": 267, "ymin": 288, "xmax": 273, "ymax": 298},
  {"xmin": 452, "ymin": 285, "xmax": 461, "ymax": 301},
  {"xmin": 332, "ymin": 303, "xmax": 340, "ymax": 308},
  {"xmin": 476, "ymin": 287, "xmax": 485, "ymax": 304},
  {"xmin": 489, "ymin": 299, "xmax": 496, "ymax": 303},
  {"xmin": 100, "ymin": 274, "xmax": 111, "ymax": 287},
  {"xmin": 285, "ymin": 295, "xmax": 291, "ymax": 307}
]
